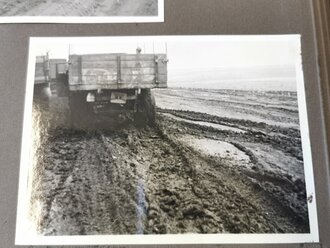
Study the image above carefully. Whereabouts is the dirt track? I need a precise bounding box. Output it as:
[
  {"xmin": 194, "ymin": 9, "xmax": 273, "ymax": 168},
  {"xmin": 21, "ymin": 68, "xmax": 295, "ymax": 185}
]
[
  {"xmin": 29, "ymin": 88, "xmax": 309, "ymax": 235},
  {"xmin": 0, "ymin": 0, "xmax": 157, "ymax": 16}
]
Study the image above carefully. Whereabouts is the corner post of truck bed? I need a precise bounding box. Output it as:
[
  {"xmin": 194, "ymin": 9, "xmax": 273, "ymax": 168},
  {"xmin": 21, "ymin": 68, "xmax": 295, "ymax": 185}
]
[
  {"xmin": 43, "ymin": 54, "xmax": 50, "ymax": 82},
  {"xmin": 154, "ymin": 54, "xmax": 159, "ymax": 84},
  {"xmin": 117, "ymin": 55, "xmax": 121, "ymax": 84},
  {"xmin": 78, "ymin": 55, "xmax": 82, "ymax": 84}
]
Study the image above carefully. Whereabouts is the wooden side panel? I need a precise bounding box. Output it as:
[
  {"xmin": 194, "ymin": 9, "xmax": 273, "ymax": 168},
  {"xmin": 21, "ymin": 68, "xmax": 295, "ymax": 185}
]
[
  {"xmin": 120, "ymin": 54, "xmax": 166, "ymax": 61},
  {"xmin": 70, "ymin": 54, "xmax": 120, "ymax": 62},
  {"xmin": 121, "ymin": 67, "xmax": 155, "ymax": 75},
  {"xmin": 69, "ymin": 54, "xmax": 118, "ymax": 86},
  {"xmin": 49, "ymin": 59, "xmax": 66, "ymax": 79},
  {"xmin": 121, "ymin": 61, "xmax": 156, "ymax": 68},
  {"xmin": 70, "ymin": 53, "xmax": 164, "ymax": 61},
  {"xmin": 68, "ymin": 82, "xmax": 168, "ymax": 91},
  {"xmin": 80, "ymin": 61, "xmax": 118, "ymax": 69},
  {"xmin": 34, "ymin": 57, "xmax": 67, "ymax": 84},
  {"xmin": 68, "ymin": 53, "xmax": 168, "ymax": 90},
  {"xmin": 35, "ymin": 56, "xmax": 45, "ymax": 63},
  {"xmin": 34, "ymin": 56, "xmax": 47, "ymax": 84},
  {"xmin": 34, "ymin": 62, "xmax": 46, "ymax": 84},
  {"xmin": 156, "ymin": 55, "xmax": 168, "ymax": 83},
  {"xmin": 158, "ymin": 73, "xmax": 168, "ymax": 83},
  {"xmin": 80, "ymin": 67, "xmax": 118, "ymax": 84},
  {"xmin": 70, "ymin": 75, "xmax": 157, "ymax": 85}
]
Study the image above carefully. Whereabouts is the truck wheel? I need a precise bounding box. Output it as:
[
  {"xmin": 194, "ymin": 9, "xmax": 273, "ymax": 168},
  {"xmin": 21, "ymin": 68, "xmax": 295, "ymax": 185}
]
[
  {"xmin": 134, "ymin": 89, "xmax": 156, "ymax": 127},
  {"xmin": 69, "ymin": 92, "xmax": 93, "ymax": 129},
  {"xmin": 33, "ymin": 83, "xmax": 51, "ymax": 108},
  {"xmin": 145, "ymin": 89, "xmax": 156, "ymax": 126}
]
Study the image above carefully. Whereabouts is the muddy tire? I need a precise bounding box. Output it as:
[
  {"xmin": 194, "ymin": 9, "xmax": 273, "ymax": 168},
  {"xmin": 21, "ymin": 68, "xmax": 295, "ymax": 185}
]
[
  {"xmin": 33, "ymin": 83, "xmax": 51, "ymax": 107},
  {"xmin": 134, "ymin": 89, "xmax": 156, "ymax": 127}
]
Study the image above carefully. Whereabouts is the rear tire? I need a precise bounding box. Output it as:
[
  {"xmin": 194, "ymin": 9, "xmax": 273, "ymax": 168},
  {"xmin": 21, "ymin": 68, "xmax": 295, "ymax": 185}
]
[
  {"xmin": 134, "ymin": 89, "xmax": 156, "ymax": 127},
  {"xmin": 69, "ymin": 92, "xmax": 93, "ymax": 129}
]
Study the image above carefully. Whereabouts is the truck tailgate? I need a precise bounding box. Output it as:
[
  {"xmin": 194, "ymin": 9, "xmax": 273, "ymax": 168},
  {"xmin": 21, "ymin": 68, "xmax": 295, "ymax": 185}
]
[{"xmin": 68, "ymin": 53, "xmax": 167, "ymax": 91}]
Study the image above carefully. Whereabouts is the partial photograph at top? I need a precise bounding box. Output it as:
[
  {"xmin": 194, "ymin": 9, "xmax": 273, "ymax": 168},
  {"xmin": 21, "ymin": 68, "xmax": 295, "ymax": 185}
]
[{"xmin": 0, "ymin": 0, "xmax": 163, "ymax": 23}]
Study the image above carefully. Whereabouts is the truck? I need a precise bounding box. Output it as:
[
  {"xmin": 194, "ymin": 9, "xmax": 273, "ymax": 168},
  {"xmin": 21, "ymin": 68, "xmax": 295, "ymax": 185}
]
[
  {"xmin": 34, "ymin": 48, "xmax": 168, "ymax": 128},
  {"xmin": 34, "ymin": 55, "xmax": 67, "ymax": 100}
]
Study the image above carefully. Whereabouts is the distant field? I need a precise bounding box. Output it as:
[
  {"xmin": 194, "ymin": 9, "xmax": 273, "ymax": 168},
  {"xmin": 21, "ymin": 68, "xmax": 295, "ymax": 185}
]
[{"xmin": 154, "ymin": 88, "xmax": 299, "ymax": 128}]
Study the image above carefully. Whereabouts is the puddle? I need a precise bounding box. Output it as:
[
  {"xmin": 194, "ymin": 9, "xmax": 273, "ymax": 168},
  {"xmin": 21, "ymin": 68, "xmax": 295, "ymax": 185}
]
[
  {"xmin": 162, "ymin": 113, "xmax": 246, "ymax": 133},
  {"xmin": 179, "ymin": 135, "xmax": 250, "ymax": 165},
  {"xmin": 136, "ymin": 178, "xmax": 146, "ymax": 234}
]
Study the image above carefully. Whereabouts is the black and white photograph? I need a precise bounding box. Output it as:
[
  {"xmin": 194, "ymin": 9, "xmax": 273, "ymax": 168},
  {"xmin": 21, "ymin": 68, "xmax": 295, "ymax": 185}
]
[
  {"xmin": 0, "ymin": 0, "xmax": 163, "ymax": 23},
  {"xmin": 16, "ymin": 36, "xmax": 318, "ymax": 245}
]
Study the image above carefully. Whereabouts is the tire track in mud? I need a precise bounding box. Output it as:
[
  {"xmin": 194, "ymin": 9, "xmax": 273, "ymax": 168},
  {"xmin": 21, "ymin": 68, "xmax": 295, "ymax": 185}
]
[
  {"xmin": 117, "ymin": 122, "xmax": 307, "ymax": 234},
  {"xmin": 158, "ymin": 108, "xmax": 303, "ymax": 161},
  {"xmin": 33, "ymin": 106, "xmax": 309, "ymax": 235},
  {"xmin": 155, "ymin": 110, "xmax": 309, "ymax": 232},
  {"xmin": 156, "ymin": 123, "xmax": 307, "ymax": 233},
  {"xmin": 39, "ymin": 129, "xmax": 142, "ymax": 235},
  {"xmin": 38, "ymin": 130, "xmax": 88, "ymax": 235}
]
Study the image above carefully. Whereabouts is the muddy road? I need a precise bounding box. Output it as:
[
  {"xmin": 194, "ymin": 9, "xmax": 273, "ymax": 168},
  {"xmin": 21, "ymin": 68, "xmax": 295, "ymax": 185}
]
[
  {"xmin": 30, "ymin": 88, "xmax": 309, "ymax": 235},
  {"xmin": 0, "ymin": 0, "xmax": 157, "ymax": 16}
]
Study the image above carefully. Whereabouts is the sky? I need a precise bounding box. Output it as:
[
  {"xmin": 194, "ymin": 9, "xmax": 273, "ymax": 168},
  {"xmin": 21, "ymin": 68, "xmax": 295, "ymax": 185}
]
[{"xmin": 31, "ymin": 36, "xmax": 301, "ymax": 90}]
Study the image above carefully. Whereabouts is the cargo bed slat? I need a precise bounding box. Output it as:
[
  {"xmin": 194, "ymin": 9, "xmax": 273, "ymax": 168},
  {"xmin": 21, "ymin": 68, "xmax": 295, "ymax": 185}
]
[{"xmin": 68, "ymin": 53, "xmax": 167, "ymax": 90}]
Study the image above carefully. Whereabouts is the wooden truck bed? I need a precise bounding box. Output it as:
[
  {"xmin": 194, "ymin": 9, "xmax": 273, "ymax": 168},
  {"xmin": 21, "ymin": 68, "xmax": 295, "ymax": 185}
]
[
  {"xmin": 68, "ymin": 53, "xmax": 168, "ymax": 91},
  {"xmin": 34, "ymin": 56, "xmax": 67, "ymax": 84},
  {"xmin": 34, "ymin": 56, "xmax": 47, "ymax": 84}
]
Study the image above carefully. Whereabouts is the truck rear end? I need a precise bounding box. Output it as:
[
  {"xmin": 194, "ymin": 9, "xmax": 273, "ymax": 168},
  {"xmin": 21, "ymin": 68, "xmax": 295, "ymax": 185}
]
[
  {"xmin": 67, "ymin": 51, "xmax": 168, "ymax": 127},
  {"xmin": 34, "ymin": 55, "xmax": 67, "ymax": 101}
]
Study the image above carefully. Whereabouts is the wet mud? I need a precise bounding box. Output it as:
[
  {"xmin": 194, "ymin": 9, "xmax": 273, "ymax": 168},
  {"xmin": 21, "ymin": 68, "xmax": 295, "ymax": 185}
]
[{"xmin": 30, "ymin": 89, "xmax": 310, "ymax": 235}]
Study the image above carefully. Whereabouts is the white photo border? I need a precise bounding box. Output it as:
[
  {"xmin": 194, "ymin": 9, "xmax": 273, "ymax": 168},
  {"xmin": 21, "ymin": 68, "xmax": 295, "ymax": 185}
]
[
  {"xmin": 0, "ymin": 0, "xmax": 164, "ymax": 23},
  {"xmin": 16, "ymin": 35, "xmax": 319, "ymax": 245}
]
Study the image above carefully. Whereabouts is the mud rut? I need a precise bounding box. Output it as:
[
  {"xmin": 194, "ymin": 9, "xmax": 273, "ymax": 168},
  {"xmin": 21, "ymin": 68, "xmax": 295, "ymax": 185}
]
[{"xmin": 31, "ymin": 104, "xmax": 309, "ymax": 235}]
